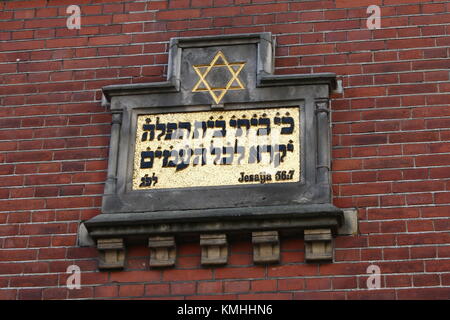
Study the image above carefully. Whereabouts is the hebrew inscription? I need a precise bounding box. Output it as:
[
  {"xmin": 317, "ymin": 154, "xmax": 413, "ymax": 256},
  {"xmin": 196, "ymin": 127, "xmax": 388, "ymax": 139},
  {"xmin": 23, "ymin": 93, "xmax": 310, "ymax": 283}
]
[{"xmin": 133, "ymin": 107, "xmax": 300, "ymax": 190}]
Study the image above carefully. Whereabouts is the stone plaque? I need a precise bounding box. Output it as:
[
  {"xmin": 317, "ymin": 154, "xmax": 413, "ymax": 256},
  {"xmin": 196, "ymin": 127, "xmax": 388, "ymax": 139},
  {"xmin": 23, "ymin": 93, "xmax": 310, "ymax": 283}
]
[
  {"xmin": 86, "ymin": 33, "xmax": 344, "ymax": 269},
  {"xmin": 133, "ymin": 107, "xmax": 300, "ymax": 190}
]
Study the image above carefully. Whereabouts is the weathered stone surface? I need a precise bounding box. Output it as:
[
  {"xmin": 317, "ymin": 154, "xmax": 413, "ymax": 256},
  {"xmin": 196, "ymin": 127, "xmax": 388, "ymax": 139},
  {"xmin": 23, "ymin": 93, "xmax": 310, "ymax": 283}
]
[
  {"xmin": 252, "ymin": 231, "xmax": 280, "ymax": 264},
  {"xmin": 338, "ymin": 209, "xmax": 358, "ymax": 236},
  {"xmin": 304, "ymin": 229, "xmax": 333, "ymax": 262},
  {"xmin": 148, "ymin": 236, "xmax": 176, "ymax": 267},
  {"xmin": 97, "ymin": 238, "xmax": 125, "ymax": 270},
  {"xmin": 77, "ymin": 222, "xmax": 95, "ymax": 247},
  {"xmin": 200, "ymin": 234, "xmax": 228, "ymax": 265}
]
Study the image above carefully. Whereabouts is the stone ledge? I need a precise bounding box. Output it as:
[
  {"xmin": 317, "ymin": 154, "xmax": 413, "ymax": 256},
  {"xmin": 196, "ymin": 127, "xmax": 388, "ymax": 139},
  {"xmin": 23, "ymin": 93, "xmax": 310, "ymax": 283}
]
[
  {"xmin": 85, "ymin": 203, "xmax": 344, "ymax": 240},
  {"xmin": 87, "ymin": 204, "xmax": 344, "ymax": 270}
]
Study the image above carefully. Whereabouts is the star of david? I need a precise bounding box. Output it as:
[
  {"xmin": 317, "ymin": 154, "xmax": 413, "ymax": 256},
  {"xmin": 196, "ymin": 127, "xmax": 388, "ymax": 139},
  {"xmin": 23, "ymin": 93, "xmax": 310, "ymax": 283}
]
[{"xmin": 192, "ymin": 51, "xmax": 246, "ymax": 104}]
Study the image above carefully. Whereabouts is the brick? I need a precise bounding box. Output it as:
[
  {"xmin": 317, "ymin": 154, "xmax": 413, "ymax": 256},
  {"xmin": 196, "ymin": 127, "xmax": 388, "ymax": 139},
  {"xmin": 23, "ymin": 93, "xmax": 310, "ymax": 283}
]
[
  {"xmin": 341, "ymin": 134, "xmax": 387, "ymax": 146},
  {"xmin": 443, "ymin": 274, "xmax": 450, "ymax": 286},
  {"xmin": 364, "ymin": 158, "xmax": 413, "ymax": 169},
  {"xmin": 216, "ymin": 266, "xmax": 264, "ymax": 280},
  {"xmin": 340, "ymin": 183, "xmax": 391, "ymax": 196},
  {"xmin": 368, "ymin": 207, "xmax": 419, "ymax": 220},
  {"xmin": 119, "ymin": 285, "xmax": 145, "ymax": 297},
  {"xmin": 437, "ymin": 246, "xmax": 450, "ymax": 257},
  {"xmin": 390, "ymin": 131, "xmax": 439, "ymax": 143},
  {"xmin": 163, "ymin": 269, "xmax": 212, "ymax": 281},
  {"xmin": 42, "ymin": 288, "xmax": 67, "ymax": 300},
  {"xmin": 407, "ymin": 220, "xmax": 434, "ymax": 232},
  {"xmin": 0, "ymin": 199, "xmax": 45, "ymax": 211},
  {"xmin": 250, "ymin": 279, "xmax": 277, "ymax": 292},
  {"xmin": 0, "ymin": 290, "xmax": 17, "ymax": 300},
  {"xmin": 385, "ymin": 275, "xmax": 412, "ymax": 288},
  {"xmin": 410, "ymin": 247, "xmax": 436, "ymax": 259},
  {"xmin": 335, "ymin": 249, "xmax": 361, "ymax": 262},
  {"xmin": 223, "ymin": 280, "xmax": 249, "ymax": 293},
  {"xmin": 332, "ymin": 159, "xmax": 362, "ymax": 171},
  {"xmin": 25, "ymin": 174, "xmax": 71, "ymax": 186},
  {"xmin": 425, "ymin": 259, "xmax": 450, "ymax": 272},
  {"xmin": 197, "ymin": 282, "xmax": 223, "ymax": 294},
  {"xmin": 398, "ymin": 233, "xmax": 450, "ymax": 246},
  {"xmin": 110, "ymin": 271, "xmax": 160, "ymax": 283},
  {"xmin": 442, "ymin": 218, "xmax": 450, "ymax": 236},
  {"xmin": 305, "ymin": 278, "xmax": 332, "ymax": 290},
  {"xmin": 384, "ymin": 248, "xmax": 409, "ymax": 260},
  {"xmin": 67, "ymin": 287, "xmax": 94, "ymax": 299},
  {"xmin": 4, "ymin": 237, "xmax": 28, "ymax": 248},
  {"xmin": 396, "ymin": 288, "xmax": 450, "ymax": 300},
  {"xmin": 7, "ymin": 151, "xmax": 52, "ymax": 163},
  {"xmin": 156, "ymin": 9, "xmax": 200, "ymax": 20},
  {"xmin": 10, "ymin": 275, "xmax": 58, "ymax": 287},
  {"xmin": 413, "ymin": 274, "xmax": 440, "ymax": 287},
  {"xmin": 319, "ymin": 263, "xmax": 367, "ymax": 276},
  {"xmin": 416, "ymin": 154, "xmax": 450, "ymax": 167},
  {"xmin": 238, "ymin": 292, "xmax": 292, "ymax": 300},
  {"xmin": 45, "ymin": 197, "xmax": 93, "ymax": 209},
  {"xmin": 17, "ymin": 289, "xmax": 42, "ymax": 300},
  {"xmin": 361, "ymin": 248, "xmax": 382, "ymax": 261},
  {"xmin": 170, "ymin": 282, "xmax": 196, "ymax": 295},
  {"xmin": 393, "ymin": 181, "xmax": 445, "ymax": 193},
  {"xmin": 277, "ymin": 278, "xmax": 304, "ymax": 291},
  {"xmin": 145, "ymin": 284, "xmax": 170, "ymax": 296}
]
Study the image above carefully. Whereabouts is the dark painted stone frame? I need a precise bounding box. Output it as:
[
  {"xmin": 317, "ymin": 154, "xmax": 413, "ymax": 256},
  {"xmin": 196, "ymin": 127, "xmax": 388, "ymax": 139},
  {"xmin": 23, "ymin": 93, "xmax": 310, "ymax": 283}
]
[{"xmin": 85, "ymin": 33, "xmax": 343, "ymax": 248}]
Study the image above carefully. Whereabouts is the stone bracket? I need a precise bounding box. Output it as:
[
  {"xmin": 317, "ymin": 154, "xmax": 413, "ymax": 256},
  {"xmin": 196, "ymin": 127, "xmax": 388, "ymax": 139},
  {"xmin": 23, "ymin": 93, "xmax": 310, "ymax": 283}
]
[
  {"xmin": 252, "ymin": 231, "xmax": 280, "ymax": 264},
  {"xmin": 200, "ymin": 234, "xmax": 228, "ymax": 266},
  {"xmin": 97, "ymin": 238, "xmax": 125, "ymax": 270},
  {"xmin": 148, "ymin": 236, "xmax": 176, "ymax": 267},
  {"xmin": 86, "ymin": 204, "xmax": 344, "ymax": 269},
  {"xmin": 304, "ymin": 228, "xmax": 333, "ymax": 262}
]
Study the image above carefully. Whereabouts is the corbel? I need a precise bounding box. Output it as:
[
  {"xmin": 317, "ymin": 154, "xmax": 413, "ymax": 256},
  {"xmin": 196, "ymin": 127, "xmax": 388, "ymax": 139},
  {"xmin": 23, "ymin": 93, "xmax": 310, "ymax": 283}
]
[
  {"xmin": 148, "ymin": 236, "xmax": 176, "ymax": 267},
  {"xmin": 252, "ymin": 231, "xmax": 280, "ymax": 264},
  {"xmin": 97, "ymin": 238, "xmax": 125, "ymax": 270},
  {"xmin": 304, "ymin": 228, "xmax": 333, "ymax": 262},
  {"xmin": 200, "ymin": 234, "xmax": 228, "ymax": 265}
]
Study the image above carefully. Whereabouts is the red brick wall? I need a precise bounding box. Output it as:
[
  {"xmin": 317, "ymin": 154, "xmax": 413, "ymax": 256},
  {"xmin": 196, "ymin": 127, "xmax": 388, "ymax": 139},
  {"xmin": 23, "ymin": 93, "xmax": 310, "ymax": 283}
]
[{"xmin": 1, "ymin": 0, "xmax": 449, "ymax": 300}]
